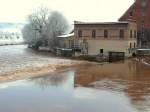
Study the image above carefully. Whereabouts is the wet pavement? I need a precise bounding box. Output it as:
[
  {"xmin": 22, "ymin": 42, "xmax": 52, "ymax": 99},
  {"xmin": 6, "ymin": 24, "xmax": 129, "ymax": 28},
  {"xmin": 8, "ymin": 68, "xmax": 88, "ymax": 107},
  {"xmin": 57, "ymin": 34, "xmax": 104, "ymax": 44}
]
[{"xmin": 0, "ymin": 45, "xmax": 150, "ymax": 112}]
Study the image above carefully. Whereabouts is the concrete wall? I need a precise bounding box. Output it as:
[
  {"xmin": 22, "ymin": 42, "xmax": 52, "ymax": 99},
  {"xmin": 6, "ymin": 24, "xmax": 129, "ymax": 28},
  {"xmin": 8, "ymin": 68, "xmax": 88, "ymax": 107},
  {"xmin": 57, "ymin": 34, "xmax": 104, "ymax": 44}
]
[{"xmin": 86, "ymin": 40, "xmax": 137, "ymax": 56}]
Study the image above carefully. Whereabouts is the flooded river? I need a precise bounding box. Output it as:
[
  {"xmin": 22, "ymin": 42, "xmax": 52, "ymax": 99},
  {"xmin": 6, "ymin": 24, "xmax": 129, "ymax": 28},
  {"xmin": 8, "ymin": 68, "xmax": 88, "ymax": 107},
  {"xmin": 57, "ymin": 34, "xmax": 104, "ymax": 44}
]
[
  {"xmin": 0, "ymin": 45, "xmax": 72, "ymax": 75},
  {"xmin": 0, "ymin": 45, "xmax": 150, "ymax": 112}
]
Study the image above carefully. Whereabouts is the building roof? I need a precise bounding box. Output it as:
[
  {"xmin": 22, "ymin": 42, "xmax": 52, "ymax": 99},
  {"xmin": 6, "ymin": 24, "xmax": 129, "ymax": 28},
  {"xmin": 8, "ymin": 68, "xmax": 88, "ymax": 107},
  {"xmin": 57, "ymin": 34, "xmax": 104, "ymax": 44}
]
[
  {"xmin": 57, "ymin": 33, "xmax": 74, "ymax": 38},
  {"xmin": 74, "ymin": 21, "xmax": 129, "ymax": 25},
  {"xmin": 119, "ymin": 2, "xmax": 135, "ymax": 21}
]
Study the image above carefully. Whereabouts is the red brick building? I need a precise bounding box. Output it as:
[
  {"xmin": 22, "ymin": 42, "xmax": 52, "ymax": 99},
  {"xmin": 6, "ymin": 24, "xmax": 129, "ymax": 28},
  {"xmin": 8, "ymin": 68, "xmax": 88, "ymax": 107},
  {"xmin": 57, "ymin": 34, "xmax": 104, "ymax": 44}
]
[{"xmin": 119, "ymin": 0, "xmax": 150, "ymax": 48}]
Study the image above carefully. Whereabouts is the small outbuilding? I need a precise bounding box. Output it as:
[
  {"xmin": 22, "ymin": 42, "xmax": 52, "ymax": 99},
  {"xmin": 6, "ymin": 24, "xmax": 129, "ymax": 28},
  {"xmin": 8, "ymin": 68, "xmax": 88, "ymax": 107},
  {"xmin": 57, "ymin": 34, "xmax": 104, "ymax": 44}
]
[{"xmin": 57, "ymin": 33, "xmax": 74, "ymax": 49}]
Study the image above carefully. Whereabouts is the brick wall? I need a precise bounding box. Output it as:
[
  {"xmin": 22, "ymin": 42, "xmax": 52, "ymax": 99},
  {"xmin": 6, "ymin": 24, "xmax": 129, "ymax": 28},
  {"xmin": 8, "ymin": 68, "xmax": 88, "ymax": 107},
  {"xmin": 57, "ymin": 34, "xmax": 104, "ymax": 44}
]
[
  {"xmin": 119, "ymin": 0, "xmax": 150, "ymax": 31},
  {"xmin": 119, "ymin": 0, "xmax": 150, "ymax": 47}
]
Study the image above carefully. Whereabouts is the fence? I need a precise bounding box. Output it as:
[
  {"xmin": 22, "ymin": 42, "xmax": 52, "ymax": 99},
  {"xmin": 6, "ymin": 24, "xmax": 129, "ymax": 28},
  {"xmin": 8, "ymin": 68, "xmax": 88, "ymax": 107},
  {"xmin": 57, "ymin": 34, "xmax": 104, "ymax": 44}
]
[{"xmin": 108, "ymin": 51, "xmax": 125, "ymax": 62}]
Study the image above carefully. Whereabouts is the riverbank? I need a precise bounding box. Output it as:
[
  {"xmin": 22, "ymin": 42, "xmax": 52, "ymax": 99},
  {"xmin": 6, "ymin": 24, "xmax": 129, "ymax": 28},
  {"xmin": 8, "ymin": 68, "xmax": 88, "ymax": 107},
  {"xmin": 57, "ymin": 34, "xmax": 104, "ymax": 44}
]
[
  {"xmin": 142, "ymin": 56, "xmax": 150, "ymax": 64},
  {"xmin": 134, "ymin": 56, "xmax": 150, "ymax": 66}
]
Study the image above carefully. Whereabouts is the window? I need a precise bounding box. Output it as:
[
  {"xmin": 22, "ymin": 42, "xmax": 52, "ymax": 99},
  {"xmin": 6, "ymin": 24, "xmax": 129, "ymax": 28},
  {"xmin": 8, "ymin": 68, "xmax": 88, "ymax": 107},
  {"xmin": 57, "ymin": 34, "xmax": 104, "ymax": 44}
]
[
  {"xmin": 141, "ymin": 0, "xmax": 147, "ymax": 7},
  {"xmin": 134, "ymin": 42, "xmax": 136, "ymax": 48},
  {"xmin": 130, "ymin": 30, "xmax": 133, "ymax": 38},
  {"xmin": 130, "ymin": 43, "xmax": 132, "ymax": 49},
  {"xmin": 78, "ymin": 30, "xmax": 82, "ymax": 38},
  {"xmin": 119, "ymin": 29, "xmax": 124, "ymax": 38},
  {"xmin": 129, "ymin": 11, "xmax": 133, "ymax": 17},
  {"xmin": 92, "ymin": 30, "xmax": 96, "ymax": 38},
  {"xmin": 141, "ymin": 0, "xmax": 147, "ymax": 16},
  {"xmin": 141, "ymin": 8, "xmax": 146, "ymax": 16},
  {"xmin": 134, "ymin": 30, "xmax": 137, "ymax": 38},
  {"xmin": 104, "ymin": 30, "xmax": 108, "ymax": 38}
]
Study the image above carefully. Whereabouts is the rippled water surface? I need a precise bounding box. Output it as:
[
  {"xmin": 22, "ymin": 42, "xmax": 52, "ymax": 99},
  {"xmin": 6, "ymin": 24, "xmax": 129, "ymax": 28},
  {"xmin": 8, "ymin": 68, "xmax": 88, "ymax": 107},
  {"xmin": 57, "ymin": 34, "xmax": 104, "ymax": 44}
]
[
  {"xmin": 0, "ymin": 45, "xmax": 150, "ymax": 112},
  {"xmin": 0, "ymin": 45, "xmax": 72, "ymax": 74}
]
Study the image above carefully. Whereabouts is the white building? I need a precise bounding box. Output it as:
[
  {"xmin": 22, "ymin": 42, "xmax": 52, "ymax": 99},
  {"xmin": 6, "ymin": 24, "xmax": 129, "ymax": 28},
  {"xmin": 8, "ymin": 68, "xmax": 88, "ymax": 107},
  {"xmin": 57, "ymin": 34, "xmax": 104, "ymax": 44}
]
[{"xmin": 74, "ymin": 20, "xmax": 137, "ymax": 57}]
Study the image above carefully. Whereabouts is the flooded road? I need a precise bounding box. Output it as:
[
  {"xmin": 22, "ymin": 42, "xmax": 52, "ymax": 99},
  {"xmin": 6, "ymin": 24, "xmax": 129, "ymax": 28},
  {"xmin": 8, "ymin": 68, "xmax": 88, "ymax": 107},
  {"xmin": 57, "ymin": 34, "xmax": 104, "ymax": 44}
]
[
  {"xmin": 0, "ymin": 45, "xmax": 150, "ymax": 112},
  {"xmin": 0, "ymin": 45, "xmax": 73, "ymax": 75}
]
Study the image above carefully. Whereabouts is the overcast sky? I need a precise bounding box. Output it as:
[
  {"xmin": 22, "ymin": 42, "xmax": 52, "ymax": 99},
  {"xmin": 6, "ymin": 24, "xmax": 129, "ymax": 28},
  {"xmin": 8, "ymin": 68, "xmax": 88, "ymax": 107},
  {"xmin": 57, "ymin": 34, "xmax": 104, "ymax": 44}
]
[{"xmin": 0, "ymin": 0, "xmax": 134, "ymax": 23}]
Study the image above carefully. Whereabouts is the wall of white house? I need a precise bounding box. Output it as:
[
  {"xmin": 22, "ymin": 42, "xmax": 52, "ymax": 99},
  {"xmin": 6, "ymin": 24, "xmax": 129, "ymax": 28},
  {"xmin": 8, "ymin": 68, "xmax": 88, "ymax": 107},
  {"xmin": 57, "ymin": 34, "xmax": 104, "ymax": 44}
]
[{"xmin": 84, "ymin": 40, "xmax": 137, "ymax": 57}]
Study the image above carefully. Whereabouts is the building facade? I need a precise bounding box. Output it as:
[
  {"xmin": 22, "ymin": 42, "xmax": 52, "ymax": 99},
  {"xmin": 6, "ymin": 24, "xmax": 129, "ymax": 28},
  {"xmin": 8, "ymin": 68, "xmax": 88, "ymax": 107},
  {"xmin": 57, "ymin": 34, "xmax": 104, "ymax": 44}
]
[
  {"xmin": 119, "ymin": 0, "xmax": 150, "ymax": 48},
  {"xmin": 74, "ymin": 21, "xmax": 137, "ymax": 57}
]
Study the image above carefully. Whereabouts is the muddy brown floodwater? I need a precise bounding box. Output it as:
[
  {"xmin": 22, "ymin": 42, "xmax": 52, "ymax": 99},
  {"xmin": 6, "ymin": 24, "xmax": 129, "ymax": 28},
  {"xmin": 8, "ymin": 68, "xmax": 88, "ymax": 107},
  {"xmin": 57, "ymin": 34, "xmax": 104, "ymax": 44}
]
[
  {"xmin": 0, "ymin": 45, "xmax": 150, "ymax": 112},
  {"xmin": 0, "ymin": 45, "xmax": 82, "ymax": 82},
  {"xmin": 0, "ymin": 45, "xmax": 78, "ymax": 75}
]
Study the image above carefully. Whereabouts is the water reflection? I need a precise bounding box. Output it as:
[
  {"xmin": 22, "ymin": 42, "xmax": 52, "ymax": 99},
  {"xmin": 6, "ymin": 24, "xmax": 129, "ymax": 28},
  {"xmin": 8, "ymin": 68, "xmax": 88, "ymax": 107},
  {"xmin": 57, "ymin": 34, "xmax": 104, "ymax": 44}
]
[
  {"xmin": 73, "ymin": 60, "xmax": 150, "ymax": 111},
  {"xmin": 28, "ymin": 68, "xmax": 137, "ymax": 112},
  {"xmin": 27, "ymin": 59, "xmax": 150, "ymax": 112},
  {"xmin": 30, "ymin": 70, "xmax": 72, "ymax": 89},
  {"xmin": 0, "ymin": 59, "xmax": 150, "ymax": 112}
]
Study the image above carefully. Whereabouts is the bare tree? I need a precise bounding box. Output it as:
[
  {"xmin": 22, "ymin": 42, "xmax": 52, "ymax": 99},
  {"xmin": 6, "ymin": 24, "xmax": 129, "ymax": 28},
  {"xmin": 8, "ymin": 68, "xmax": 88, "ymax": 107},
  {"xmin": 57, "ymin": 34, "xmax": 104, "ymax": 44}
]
[
  {"xmin": 28, "ymin": 6, "xmax": 50, "ymax": 39},
  {"xmin": 22, "ymin": 6, "xmax": 49, "ymax": 43},
  {"xmin": 22, "ymin": 24, "xmax": 36, "ymax": 44},
  {"xmin": 22, "ymin": 7, "xmax": 70, "ymax": 49},
  {"xmin": 46, "ymin": 11, "xmax": 69, "ymax": 48}
]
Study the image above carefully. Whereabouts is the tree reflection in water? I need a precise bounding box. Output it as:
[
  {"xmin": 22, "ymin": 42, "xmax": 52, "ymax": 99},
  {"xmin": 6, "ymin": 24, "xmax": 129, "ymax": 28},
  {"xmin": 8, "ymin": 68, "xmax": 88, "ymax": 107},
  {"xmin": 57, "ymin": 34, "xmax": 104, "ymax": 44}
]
[{"xmin": 29, "ymin": 69, "xmax": 72, "ymax": 89}]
